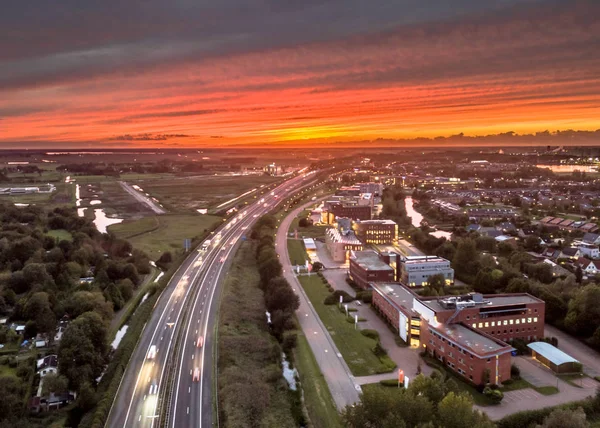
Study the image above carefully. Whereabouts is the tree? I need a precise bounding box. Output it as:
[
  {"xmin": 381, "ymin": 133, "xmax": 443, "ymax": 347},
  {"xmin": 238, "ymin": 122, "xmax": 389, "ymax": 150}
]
[
  {"xmin": 156, "ymin": 251, "xmax": 173, "ymax": 270},
  {"xmin": 453, "ymin": 239, "xmax": 480, "ymax": 279},
  {"xmin": 427, "ymin": 273, "xmax": 446, "ymax": 292},
  {"xmin": 437, "ymin": 392, "xmax": 479, "ymax": 428},
  {"xmin": 41, "ymin": 372, "xmax": 69, "ymax": 397},
  {"xmin": 565, "ymin": 284, "xmax": 600, "ymax": 337},
  {"xmin": 58, "ymin": 311, "xmax": 109, "ymax": 391},
  {"xmin": 312, "ymin": 261, "xmax": 324, "ymax": 273},
  {"xmin": 24, "ymin": 291, "xmax": 56, "ymax": 335},
  {"xmin": 536, "ymin": 407, "xmax": 589, "ymax": 428},
  {"xmin": 524, "ymin": 235, "xmax": 543, "ymax": 252},
  {"xmin": 265, "ymin": 281, "xmax": 299, "ymax": 314},
  {"xmin": 576, "ymin": 265, "xmax": 583, "ymax": 284}
]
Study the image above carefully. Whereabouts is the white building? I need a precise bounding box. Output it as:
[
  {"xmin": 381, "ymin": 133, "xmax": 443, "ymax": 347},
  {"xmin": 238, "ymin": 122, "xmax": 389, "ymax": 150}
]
[
  {"xmin": 357, "ymin": 182, "xmax": 384, "ymax": 196},
  {"xmin": 399, "ymin": 255, "xmax": 454, "ymax": 287},
  {"xmin": 577, "ymin": 243, "xmax": 600, "ymax": 259}
]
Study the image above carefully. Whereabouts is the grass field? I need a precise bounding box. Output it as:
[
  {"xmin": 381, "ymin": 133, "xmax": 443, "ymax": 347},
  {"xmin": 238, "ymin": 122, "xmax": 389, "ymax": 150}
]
[
  {"xmin": 288, "ymin": 239, "xmax": 310, "ymax": 265},
  {"xmin": 297, "ymin": 274, "xmax": 395, "ymax": 376},
  {"xmin": 218, "ymin": 241, "xmax": 298, "ymax": 427},
  {"xmin": 108, "ymin": 213, "xmax": 221, "ymax": 256},
  {"xmin": 290, "ymin": 210, "xmax": 328, "ymax": 239},
  {"xmin": 293, "ymin": 331, "xmax": 343, "ymax": 428},
  {"xmin": 131, "ymin": 174, "xmax": 281, "ymax": 212},
  {"xmin": 0, "ymin": 364, "xmax": 17, "ymax": 378},
  {"xmin": 535, "ymin": 386, "xmax": 560, "ymax": 395},
  {"xmin": 46, "ymin": 229, "xmax": 73, "ymax": 242}
]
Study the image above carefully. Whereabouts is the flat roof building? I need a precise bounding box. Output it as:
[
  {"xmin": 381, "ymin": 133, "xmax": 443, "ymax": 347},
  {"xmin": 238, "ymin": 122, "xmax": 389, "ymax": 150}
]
[
  {"xmin": 354, "ymin": 219, "xmax": 398, "ymax": 245},
  {"xmin": 349, "ymin": 250, "xmax": 394, "ymax": 289},
  {"xmin": 528, "ymin": 342, "xmax": 581, "ymax": 374},
  {"xmin": 370, "ymin": 282, "xmax": 545, "ymax": 386},
  {"xmin": 399, "ymin": 255, "xmax": 454, "ymax": 287}
]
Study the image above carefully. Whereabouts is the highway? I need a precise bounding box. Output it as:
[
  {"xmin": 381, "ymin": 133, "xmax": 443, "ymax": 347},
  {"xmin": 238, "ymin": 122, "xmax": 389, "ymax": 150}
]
[
  {"xmin": 106, "ymin": 171, "xmax": 319, "ymax": 428},
  {"xmin": 119, "ymin": 181, "xmax": 167, "ymax": 214}
]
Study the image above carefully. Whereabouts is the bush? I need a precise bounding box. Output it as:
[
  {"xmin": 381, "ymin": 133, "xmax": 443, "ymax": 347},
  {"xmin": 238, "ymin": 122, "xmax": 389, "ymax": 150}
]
[
  {"xmin": 502, "ymin": 379, "xmax": 514, "ymax": 386},
  {"xmin": 356, "ymin": 290, "xmax": 372, "ymax": 303},
  {"xmin": 483, "ymin": 386, "xmax": 504, "ymax": 403},
  {"xmin": 380, "ymin": 379, "xmax": 400, "ymax": 387},
  {"xmin": 361, "ymin": 329, "xmax": 380, "ymax": 340},
  {"xmin": 282, "ymin": 333, "xmax": 298, "ymax": 354},
  {"xmin": 511, "ymin": 364, "xmax": 521, "ymax": 379},
  {"xmin": 373, "ymin": 341, "xmax": 388, "ymax": 357}
]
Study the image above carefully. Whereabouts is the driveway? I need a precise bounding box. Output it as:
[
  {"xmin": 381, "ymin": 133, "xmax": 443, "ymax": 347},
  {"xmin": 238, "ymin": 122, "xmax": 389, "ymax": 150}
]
[
  {"xmin": 513, "ymin": 356, "xmax": 557, "ymax": 387},
  {"xmin": 544, "ymin": 324, "xmax": 600, "ymax": 378}
]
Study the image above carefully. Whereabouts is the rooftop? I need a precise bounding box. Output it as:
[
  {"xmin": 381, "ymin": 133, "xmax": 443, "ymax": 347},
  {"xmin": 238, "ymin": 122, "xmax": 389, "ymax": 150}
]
[
  {"xmin": 403, "ymin": 255, "xmax": 450, "ymax": 265},
  {"xmin": 350, "ymin": 250, "xmax": 393, "ymax": 271},
  {"xmin": 421, "ymin": 293, "xmax": 543, "ymax": 313},
  {"xmin": 356, "ymin": 219, "xmax": 397, "ymax": 225},
  {"xmin": 528, "ymin": 342, "xmax": 579, "ymax": 366},
  {"xmin": 431, "ymin": 323, "xmax": 511, "ymax": 355},
  {"xmin": 326, "ymin": 228, "xmax": 362, "ymax": 245},
  {"xmin": 303, "ymin": 238, "xmax": 317, "ymax": 250},
  {"xmin": 370, "ymin": 282, "xmax": 416, "ymax": 314}
]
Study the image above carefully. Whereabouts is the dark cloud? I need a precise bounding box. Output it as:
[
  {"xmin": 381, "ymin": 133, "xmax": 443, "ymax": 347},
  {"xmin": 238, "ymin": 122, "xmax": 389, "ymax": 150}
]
[
  {"xmin": 0, "ymin": 0, "xmax": 545, "ymax": 91},
  {"xmin": 109, "ymin": 133, "xmax": 193, "ymax": 141}
]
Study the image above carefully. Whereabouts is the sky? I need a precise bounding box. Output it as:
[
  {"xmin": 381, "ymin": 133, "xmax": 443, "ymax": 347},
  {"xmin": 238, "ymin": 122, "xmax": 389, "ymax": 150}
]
[{"xmin": 1, "ymin": 0, "xmax": 599, "ymax": 148}]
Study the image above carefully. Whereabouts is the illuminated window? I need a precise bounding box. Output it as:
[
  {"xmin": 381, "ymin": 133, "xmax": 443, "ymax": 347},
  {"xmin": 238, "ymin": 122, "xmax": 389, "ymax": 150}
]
[
  {"xmin": 472, "ymin": 323, "xmax": 477, "ymax": 328},
  {"xmin": 478, "ymin": 323, "xmax": 483, "ymax": 328},
  {"xmin": 509, "ymin": 320, "xmax": 514, "ymax": 325},
  {"xmin": 533, "ymin": 317, "xmax": 538, "ymax": 322},
  {"xmin": 491, "ymin": 321, "xmax": 495, "ymax": 327},
  {"xmin": 522, "ymin": 318, "xmax": 526, "ymax": 324},
  {"xmin": 515, "ymin": 319, "xmax": 520, "ymax": 325},
  {"xmin": 484, "ymin": 322, "xmax": 489, "ymax": 328},
  {"xmin": 527, "ymin": 318, "xmax": 532, "ymax": 323}
]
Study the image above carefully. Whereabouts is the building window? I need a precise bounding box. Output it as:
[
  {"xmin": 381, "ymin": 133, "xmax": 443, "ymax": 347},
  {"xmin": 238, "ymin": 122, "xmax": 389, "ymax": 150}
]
[
  {"xmin": 466, "ymin": 316, "xmax": 470, "ymax": 320},
  {"xmin": 478, "ymin": 323, "xmax": 483, "ymax": 328},
  {"xmin": 527, "ymin": 318, "xmax": 532, "ymax": 323},
  {"xmin": 491, "ymin": 321, "xmax": 495, "ymax": 327},
  {"xmin": 522, "ymin": 318, "xmax": 526, "ymax": 324},
  {"xmin": 509, "ymin": 320, "xmax": 514, "ymax": 325},
  {"xmin": 472, "ymin": 323, "xmax": 477, "ymax": 328},
  {"xmin": 533, "ymin": 317, "xmax": 538, "ymax": 322},
  {"xmin": 516, "ymin": 319, "xmax": 520, "ymax": 325},
  {"xmin": 484, "ymin": 322, "xmax": 489, "ymax": 328},
  {"xmin": 503, "ymin": 320, "xmax": 508, "ymax": 326}
]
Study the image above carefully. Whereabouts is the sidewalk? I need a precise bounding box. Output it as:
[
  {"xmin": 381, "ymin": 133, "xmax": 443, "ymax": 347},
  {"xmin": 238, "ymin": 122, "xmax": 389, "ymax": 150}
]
[{"xmin": 278, "ymin": 201, "xmax": 360, "ymax": 411}]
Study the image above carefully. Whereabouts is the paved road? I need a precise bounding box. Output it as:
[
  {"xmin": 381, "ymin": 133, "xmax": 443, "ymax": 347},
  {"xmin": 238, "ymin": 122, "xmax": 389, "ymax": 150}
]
[
  {"xmin": 277, "ymin": 201, "xmax": 361, "ymax": 411},
  {"xmin": 119, "ymin": 181, "xmax": 167, "ymax": 214},
  {"xmin": 106, "ymin": 172, "xmax": 319, "ymax": 428}
]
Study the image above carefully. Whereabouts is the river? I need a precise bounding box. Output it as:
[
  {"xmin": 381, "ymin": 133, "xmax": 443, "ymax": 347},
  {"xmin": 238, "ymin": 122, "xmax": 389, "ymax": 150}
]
[
  {"xmin": 404, "ymin": 197, "xmax": 452, "ymax": 239},
  {"xmin": 537, "ymin": 164, "xmax": 597, "ymax": 173}
]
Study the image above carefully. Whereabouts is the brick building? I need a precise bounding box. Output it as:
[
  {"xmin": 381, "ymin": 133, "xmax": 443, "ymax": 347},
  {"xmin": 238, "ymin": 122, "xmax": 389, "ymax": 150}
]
[
  {"xmin": 371, "ymin": 282, "xmax": 545, "ymax": 386},
  {"xmin": 348, "ymin": 250, "xmax": 394, "ymax": 289}
]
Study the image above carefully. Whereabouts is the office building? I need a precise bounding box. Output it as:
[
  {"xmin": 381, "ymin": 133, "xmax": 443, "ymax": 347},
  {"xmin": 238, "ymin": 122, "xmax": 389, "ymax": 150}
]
[
  {"xmin": 354, "ymin": 219, "xmax": 398, "ymax": 245},
  {"xmin": 348, "ymin": 250, "xmax": 394, "ymax": 289},
  {"xmin": 399, "ymin": 255, "xmax": 454, "ymax": 287}
]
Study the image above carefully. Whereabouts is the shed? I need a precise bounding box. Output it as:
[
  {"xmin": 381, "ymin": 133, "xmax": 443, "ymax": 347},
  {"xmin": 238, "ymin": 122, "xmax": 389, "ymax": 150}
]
[
  {"xmin": 303, "ymin": 238, "xmax": 317, "ymax": 252},
  {"xmin": 527, "ymin": 342, "xmax": 581, "ymax": 373}
]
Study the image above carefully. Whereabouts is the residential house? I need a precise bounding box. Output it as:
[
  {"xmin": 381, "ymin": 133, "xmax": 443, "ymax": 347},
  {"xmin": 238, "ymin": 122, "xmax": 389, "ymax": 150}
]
[
  {"xmin": 542, "ymin": 248, "xmax": 561, "ymax": 260},
  {"xmin": 577, "ymin": 243, "xmax": 600, "ymax": 259},
  {"xmin": 559, "ymin": 247, "xmax": 581, "ymax": 260},
  {"xmin": 582, "ymin": 233, "xmax": 600, "ymax": 245}
]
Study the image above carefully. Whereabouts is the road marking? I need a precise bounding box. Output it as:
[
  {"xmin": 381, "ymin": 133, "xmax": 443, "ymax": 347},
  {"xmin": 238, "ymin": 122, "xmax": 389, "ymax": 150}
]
[
  {"xmin": 143, "ymin": 395, "xmax": 146, "ymax": 401},
  {"xmin": 139, "ymin": 415, "xmax": 142, "ymax": 421},
  {"xmin": 187, "ymin": 407, "xmax": 190, "ymax": 415},
  {"xmin": 202, "ymin": 301, "xmax": 205, "ymax": 305},
  {"xmin": 189, "ymin": 387, "xmax": 191, "ymax": 393},
  {"xmin": 190, "ymin": 369, "xmax": 192, "ymax": 375},
  {"xmin": 195, "ymin": 330, "xmax": 197, "ymax": 334},
  {"xmin": 192, "ymin": 354, "xmax": 194, "ymax": 360},
  {"xmin": 160, "ymin": 336, "xmax": 163, "ymax": 341}
]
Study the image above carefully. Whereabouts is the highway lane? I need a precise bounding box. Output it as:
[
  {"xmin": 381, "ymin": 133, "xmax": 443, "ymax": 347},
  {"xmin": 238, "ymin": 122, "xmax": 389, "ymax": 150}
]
[
  {"xmin": 106, "ymin": 171, "xmax": 318, "ymax": 428},
  {"xmin": 169, "ymin": 173, "xmax": 317, "ymax": 427}
]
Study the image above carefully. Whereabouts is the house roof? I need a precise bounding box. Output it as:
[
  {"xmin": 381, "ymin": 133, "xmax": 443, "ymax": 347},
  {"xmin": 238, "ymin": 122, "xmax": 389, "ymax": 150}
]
[
  {"xmin": 561, "ymin": 247, "xmax": 579, "ymax": 256},
  {"xmin": 582, "ymin": 233, "xmax": 600, "ymax": 243},
  {"xmin": 527, "ymin": 342, "xmax": 579, "ymax": 366}
]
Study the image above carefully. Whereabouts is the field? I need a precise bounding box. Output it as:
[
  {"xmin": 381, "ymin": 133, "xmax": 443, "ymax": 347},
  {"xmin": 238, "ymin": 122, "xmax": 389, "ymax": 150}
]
[
  {"xmin": 297, "ymin": 274, "xmax": 395, "ymax": 376},
  {"xmin": 290, "ymin": 210, "xmax": 328, "ymax": 239},
  {"xmin": 108, "ymin": 213, "xmax": 221, "ymax": 256},
  {"xmin": 293, "ymin": 331, "xmax": 343, "ymax": 428},
  {"xmin": 131, "ymin": 174, "xmax": 281, "ymax": 213},
  {"xmin": 218, "ymin": 241, "xmax": 298, "ymax": 427},
  {"xmin": 288, "ymin": 239, "xmax": 310, "ymax": 265},
  {"xmin": 46, "ymin": 229, "xmax": 73, "ymax": 242}
]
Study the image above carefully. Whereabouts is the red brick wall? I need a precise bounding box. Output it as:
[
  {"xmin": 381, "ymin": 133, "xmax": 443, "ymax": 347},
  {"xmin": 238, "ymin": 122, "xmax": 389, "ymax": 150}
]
[
  {"xmin": 435, "ymin": 301, "xmax": 545, "ymax": 343},
  {"xmin": 421, "ymin": 322, "xmax": 511, "ymax": 386},
  {"xmin": 372, "ymin": 290, "xmax": 400, "ymax": 332},
  {"xmin": 349, "ymin": 259, "xmax": 394, "ymax": 289}
]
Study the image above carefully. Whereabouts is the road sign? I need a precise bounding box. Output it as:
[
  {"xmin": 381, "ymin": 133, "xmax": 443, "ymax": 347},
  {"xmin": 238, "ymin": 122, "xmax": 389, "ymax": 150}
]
[{"xmin": 184, "ymin": 238, "xmax": 192, "ymax": 252}]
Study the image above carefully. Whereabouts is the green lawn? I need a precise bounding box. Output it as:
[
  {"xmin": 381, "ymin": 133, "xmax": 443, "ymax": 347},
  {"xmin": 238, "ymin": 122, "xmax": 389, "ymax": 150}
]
[
  {"xmin": 46, "ymin": 229, "xmax": 73, "ymax": 242},
  {"xmin": 293, "ymin": 331, "xmax": 342, "ymax": 428},
  {"xmin": 558, "ymin": 373, "xmax": 586, "ymax": 388},
  {"xmin": 500, "ymin": 378, "xmax": 532, "ymax": 392},
  {"xmin": 290, "ymin": 210, "xmax": 328, "ymax": 239},
  {"xmin": 535, "ymin": 386, "xmax": 560, "ymax": 395},
  {"xmin": 131, "ymin": 174, "xmax": 281, "ymax": 212},
  {"xmin": 288, "ymin": 239, "xmax": 309, "ymax": 265},
  {"xmin": 297, "ymin": 274, "xmax": 395, "ymax": 376},
  {"xmin": 0, "ymin": 364, "xmax": 17, "ymax": 378},
  {"xmin": 108, "ymin": 213, "xmax": 221, "ymax": 256}
]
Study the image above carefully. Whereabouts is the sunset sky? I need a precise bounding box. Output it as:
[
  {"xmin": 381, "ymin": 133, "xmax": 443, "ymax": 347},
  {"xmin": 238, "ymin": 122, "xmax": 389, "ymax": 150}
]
[{"xmin": 1, "ymin": 0, "xmax": 599, "ymax": 148}]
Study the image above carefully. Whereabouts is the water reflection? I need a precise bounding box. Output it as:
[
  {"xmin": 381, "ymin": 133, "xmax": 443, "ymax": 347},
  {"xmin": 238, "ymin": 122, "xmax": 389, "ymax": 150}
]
[{"xmin": 404, "ymin": 197, "xmax": 451, "ymax": 239}]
